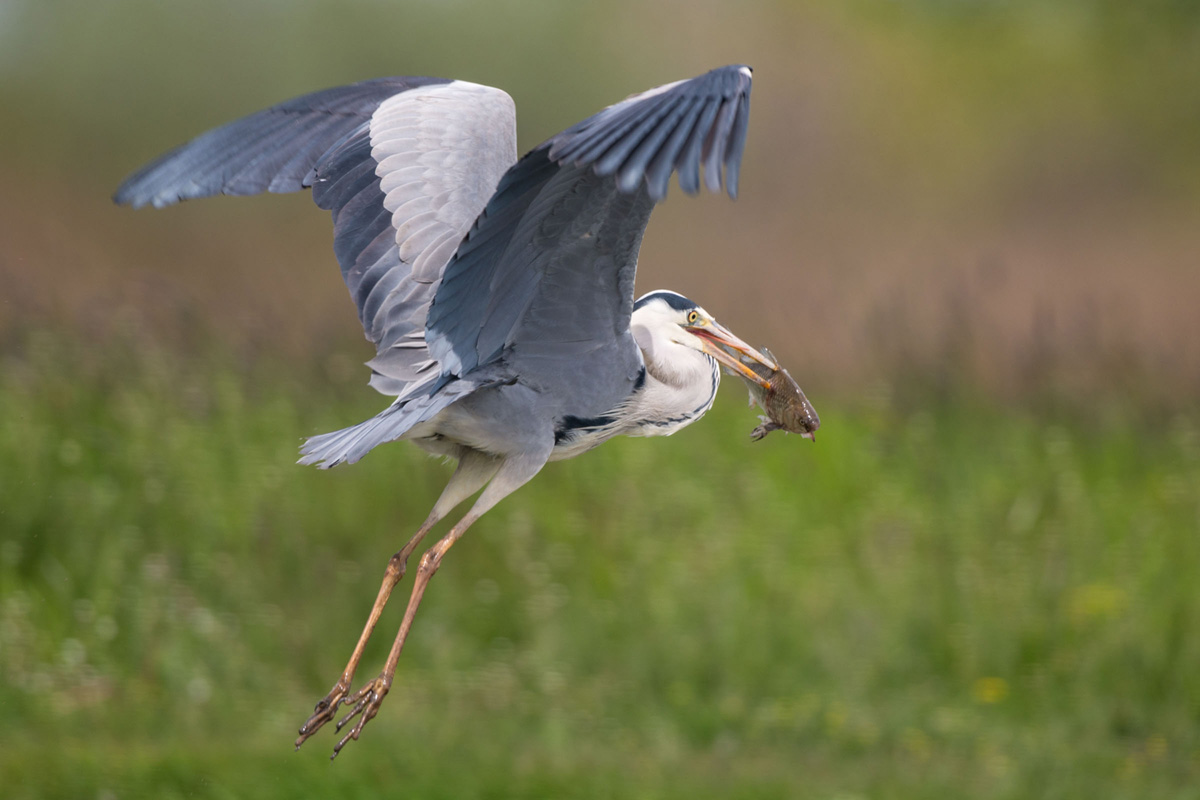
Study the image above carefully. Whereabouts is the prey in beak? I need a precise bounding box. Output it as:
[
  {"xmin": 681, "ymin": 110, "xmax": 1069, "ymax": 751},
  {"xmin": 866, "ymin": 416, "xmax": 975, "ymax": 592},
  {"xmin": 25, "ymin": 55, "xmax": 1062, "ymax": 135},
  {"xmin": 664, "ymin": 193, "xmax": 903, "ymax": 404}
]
[
  {"xmin": 685, "ymin": 318, "xmax": 777, "ymax": 388},
  {"xmin": 685, "ymin": 317, "xmax": 821, "ymax": 442}
]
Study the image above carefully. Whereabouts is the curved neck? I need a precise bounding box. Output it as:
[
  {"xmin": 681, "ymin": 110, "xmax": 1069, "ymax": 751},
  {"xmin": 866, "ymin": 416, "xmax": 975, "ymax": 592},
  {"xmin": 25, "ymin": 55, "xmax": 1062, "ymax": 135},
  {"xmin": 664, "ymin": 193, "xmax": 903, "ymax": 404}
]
[{"xmin": 625, "ymin": 335, "xmax": 721, "ymax": 437}]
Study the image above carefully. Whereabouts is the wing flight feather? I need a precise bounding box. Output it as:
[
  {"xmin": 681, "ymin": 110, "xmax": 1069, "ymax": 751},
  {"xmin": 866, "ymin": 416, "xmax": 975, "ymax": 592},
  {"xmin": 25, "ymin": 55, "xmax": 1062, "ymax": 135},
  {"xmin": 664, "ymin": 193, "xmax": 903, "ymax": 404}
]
[
  {"xmin": 115, "ymin": 77, "xmax": 518, "ymax": 398},
  {"xmin": 427, "ymin": 65, "xmax": 754, "ymax": 386}
]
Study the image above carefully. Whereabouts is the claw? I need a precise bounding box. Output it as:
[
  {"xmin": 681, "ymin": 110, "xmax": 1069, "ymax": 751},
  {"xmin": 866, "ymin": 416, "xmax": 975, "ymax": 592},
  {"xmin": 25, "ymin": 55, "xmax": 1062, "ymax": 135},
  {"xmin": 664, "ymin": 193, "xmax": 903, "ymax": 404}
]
[
  {"xmin": 328, "ymin": 678, "xmax": 389, "ymax": 760},
  {"xmin": 335, "ymin": 687, "xmax": 371, "ymax": 732},
  {"xmin": 294, "ymin": 678, "xmax": 352, "ymax": 749},
  {"xmin": 296, "ymin": 674, "xmax": 392, "ymax": 758}
]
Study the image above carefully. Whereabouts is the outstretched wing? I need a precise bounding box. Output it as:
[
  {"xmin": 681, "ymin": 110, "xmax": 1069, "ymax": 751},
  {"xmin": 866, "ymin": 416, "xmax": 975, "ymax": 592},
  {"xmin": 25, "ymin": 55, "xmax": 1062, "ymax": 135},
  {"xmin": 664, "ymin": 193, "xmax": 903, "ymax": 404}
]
[
  {"xmin": 426, "ymin": 65, "xmax": 753, "ymax": 391},
  {"xmin": 114, "ymin": 77, "xmax": 517, "ymax": 395}
]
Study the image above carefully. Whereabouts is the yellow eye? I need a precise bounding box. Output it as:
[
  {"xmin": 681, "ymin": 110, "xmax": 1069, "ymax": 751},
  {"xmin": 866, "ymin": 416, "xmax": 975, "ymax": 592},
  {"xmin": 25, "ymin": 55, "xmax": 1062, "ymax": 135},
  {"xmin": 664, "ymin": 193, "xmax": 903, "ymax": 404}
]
[{"xmin": 687, "ymin": 310, "xmax": 700, "ymax": 324}]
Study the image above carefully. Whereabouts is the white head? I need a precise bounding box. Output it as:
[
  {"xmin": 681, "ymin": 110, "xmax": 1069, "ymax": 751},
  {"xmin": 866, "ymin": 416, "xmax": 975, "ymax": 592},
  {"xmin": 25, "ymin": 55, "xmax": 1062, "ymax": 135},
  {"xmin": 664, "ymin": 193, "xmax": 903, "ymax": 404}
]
[{"xmin": 630, "ymin": 290, "xmax": 778, "ymax": 386}]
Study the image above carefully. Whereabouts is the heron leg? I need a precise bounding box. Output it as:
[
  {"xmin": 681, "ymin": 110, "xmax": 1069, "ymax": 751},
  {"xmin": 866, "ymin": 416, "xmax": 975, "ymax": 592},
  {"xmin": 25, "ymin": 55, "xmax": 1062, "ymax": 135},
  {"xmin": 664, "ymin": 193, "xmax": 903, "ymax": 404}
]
[
  {"xmin": 326, "ymin": 450, "xmax": 549, "ymax": 758},
  {"xmin": 295, "ymin": 449, "xmax": 500, "ymax": 749}
]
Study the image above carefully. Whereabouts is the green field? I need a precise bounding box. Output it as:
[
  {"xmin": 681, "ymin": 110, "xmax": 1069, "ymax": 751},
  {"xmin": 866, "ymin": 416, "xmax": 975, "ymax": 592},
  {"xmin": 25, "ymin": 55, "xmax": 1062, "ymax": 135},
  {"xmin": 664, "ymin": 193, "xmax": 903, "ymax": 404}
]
[
  {"xmin": 2, "ymin": 333, "xmax": 1197, "ymax": 799},
  {"xmin": 3, "ymin": 2, "xmax": 1199, "ymax": 795}
]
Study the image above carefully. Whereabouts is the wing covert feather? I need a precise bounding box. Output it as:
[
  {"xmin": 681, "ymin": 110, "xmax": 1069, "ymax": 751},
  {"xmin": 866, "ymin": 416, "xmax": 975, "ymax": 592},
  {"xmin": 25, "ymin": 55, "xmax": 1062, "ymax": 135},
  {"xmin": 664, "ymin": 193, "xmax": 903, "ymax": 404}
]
[
  {"xmin": 116, "ymin": 66, "xmax": 752, "ymax": 410},
  {"xmin": 115, "ymin": 77, "xmax": 518, "ymax": 399},
  {"xmin": 426, "ymin": 65, "xmax": 753, "ymax": 388}
]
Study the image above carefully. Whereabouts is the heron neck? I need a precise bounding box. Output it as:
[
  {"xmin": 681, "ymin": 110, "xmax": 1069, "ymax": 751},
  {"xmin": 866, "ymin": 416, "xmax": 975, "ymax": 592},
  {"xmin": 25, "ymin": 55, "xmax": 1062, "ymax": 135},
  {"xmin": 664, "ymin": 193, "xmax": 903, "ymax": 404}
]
[{"xmin": 625, "ymin": 349, "xmax": 720, "ymax": 437}]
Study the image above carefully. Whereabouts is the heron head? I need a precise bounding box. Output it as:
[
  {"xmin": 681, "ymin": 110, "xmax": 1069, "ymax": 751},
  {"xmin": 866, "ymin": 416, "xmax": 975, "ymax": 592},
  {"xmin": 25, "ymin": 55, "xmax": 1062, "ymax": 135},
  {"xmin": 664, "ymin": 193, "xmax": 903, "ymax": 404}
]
[{"xmin": 631, "ymin": 291, "xmax": 777, "ymax": 387}]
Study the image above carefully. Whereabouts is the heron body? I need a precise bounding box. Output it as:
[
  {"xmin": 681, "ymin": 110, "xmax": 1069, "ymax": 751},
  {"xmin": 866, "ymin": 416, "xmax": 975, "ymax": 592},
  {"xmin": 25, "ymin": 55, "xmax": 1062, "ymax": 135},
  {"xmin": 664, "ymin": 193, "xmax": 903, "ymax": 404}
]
[
  {"xmin": 408, "ymin": 291, "xmax": 724, "ymax": 465},
  {"xmin": 115, "ymin": 64, "xmax": 786, "ymax": 758}
]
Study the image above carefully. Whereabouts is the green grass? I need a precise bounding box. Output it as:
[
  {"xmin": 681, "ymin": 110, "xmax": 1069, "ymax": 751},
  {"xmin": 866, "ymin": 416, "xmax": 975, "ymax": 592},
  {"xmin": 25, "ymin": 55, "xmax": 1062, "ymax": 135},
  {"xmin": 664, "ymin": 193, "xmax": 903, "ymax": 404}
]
[{"xmin": 2, "ymin": 331, "xmax": 1198, "ymax": 799}]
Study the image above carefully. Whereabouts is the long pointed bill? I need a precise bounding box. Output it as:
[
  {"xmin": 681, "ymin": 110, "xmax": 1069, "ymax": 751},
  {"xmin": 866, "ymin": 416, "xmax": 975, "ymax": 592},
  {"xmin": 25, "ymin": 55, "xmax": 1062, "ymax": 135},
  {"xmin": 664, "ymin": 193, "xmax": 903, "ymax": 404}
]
[{"xmin": 686, "ymin": 321, "xmax": 777, "ymax": 388}]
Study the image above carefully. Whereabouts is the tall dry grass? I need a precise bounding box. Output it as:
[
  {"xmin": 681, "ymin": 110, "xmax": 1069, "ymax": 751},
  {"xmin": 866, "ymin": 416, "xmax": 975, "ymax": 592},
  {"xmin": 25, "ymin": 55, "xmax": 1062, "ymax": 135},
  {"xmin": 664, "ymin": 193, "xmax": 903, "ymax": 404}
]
[{"xmin": 3, "ymin": 1, "xmax": 1197, "ymax": 412}]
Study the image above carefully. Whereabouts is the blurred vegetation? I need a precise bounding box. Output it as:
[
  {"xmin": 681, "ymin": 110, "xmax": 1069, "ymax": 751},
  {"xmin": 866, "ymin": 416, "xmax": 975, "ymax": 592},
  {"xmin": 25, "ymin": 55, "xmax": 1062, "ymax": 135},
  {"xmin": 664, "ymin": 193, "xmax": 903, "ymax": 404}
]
[
  {"xmin": 2, "ymin": 1, "xmax": 1199, "ymax": 798},
  {"xmin": 2, "ymin": 333, "xmax": 1198, "ymax": 798},
  {"xmin": 4, "ymin": 0, "xmax": 1200, "ymax": 399}
]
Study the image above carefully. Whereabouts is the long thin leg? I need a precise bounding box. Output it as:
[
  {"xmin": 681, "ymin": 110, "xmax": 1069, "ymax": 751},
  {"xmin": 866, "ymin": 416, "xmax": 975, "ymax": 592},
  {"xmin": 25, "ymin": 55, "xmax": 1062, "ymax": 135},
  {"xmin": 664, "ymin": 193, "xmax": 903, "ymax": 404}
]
[
  {"xmin": 296, "ymin": 449, "xmax": 500, "ymax": 749},
  {"xmin": 327, "ymin": 450, "xmax": 549, "ymax": 758}
]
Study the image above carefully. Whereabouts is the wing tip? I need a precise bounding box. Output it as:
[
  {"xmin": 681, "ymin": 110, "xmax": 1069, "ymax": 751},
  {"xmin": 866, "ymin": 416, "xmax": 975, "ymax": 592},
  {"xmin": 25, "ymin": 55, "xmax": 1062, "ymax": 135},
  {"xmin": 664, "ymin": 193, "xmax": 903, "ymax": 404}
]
[
  {"xmin": 111, "ymin": 180, "xmax": 148, "ymax": 209},
  {"xmin": 548, "ymin": 64, "xmax": 752, "ymax": 203},
  {"xmin": 111, "ymin": 188, "xmax": 171, "ymax": 210}
]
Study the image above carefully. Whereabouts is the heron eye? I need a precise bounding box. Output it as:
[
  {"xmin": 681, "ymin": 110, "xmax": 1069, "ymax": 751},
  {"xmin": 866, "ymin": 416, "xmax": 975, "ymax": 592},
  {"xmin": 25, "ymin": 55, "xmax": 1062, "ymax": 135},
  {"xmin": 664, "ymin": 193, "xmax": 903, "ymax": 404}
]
[{"xmin": 687, "ymin": 310, "xmax": 700, "ymax": 324}]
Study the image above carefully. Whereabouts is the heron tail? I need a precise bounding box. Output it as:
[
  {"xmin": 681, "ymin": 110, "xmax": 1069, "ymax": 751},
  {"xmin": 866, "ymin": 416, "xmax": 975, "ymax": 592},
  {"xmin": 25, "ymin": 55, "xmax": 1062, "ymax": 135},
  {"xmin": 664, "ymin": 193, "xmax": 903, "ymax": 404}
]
[{"xmin": 298, "ymin": 378, "xmax": 478, "ymax": 468}]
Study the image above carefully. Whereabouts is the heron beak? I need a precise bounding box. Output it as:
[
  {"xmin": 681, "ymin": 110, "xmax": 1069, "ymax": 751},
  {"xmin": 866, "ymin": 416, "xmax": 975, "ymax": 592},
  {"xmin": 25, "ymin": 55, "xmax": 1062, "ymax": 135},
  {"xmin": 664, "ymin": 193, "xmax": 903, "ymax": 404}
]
[{"xmin": 686, "ymin": 320, "xmax": 777, "ymax": 388}]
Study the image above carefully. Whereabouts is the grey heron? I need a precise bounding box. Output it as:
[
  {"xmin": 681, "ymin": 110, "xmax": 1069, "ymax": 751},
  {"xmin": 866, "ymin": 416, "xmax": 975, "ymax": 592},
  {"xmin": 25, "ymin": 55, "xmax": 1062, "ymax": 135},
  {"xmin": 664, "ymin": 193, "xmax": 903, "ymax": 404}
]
[{"xmin": 115, "ymin": 64, "xmax": 793, "ymax": 757}]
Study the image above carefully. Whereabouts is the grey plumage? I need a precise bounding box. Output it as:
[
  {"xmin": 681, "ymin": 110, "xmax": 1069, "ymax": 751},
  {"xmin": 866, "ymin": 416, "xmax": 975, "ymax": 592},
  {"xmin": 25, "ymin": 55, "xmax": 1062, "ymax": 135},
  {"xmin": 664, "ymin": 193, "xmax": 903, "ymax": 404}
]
[
  {"xmin": 113, "ymin": 76, "xmax": 453, "ymax": 208},
  {"xmin": 116, "ymin": 76, "xmax": 517, "ymax": 401},
  {"xmin": 116, "ymin": 64, "xmax": 752, "ymax": 469},
  {"xmin": 115, "ymin": 65, "xmax": 773, "ymax": 757}
]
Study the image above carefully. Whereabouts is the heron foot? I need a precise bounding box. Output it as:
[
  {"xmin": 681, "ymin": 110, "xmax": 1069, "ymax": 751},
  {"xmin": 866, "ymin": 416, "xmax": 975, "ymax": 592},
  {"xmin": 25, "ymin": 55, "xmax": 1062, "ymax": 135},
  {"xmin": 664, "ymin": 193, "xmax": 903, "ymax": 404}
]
[
  {"xmin": 329, "ymin": 676, "xmax": 390, "ymax": 759},
  {"xmin": 294, "ymin": 677, "xmax": 352, "ymax": 750},
  {"xmin": 294, "ymin": 673, "xmax": 391, "ymax": 759}
]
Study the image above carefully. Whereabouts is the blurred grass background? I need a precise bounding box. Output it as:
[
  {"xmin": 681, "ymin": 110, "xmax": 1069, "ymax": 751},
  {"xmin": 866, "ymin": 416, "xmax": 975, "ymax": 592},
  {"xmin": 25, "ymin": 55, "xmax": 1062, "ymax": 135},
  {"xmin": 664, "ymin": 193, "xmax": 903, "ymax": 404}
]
[{"xmin": 1, "ymin": 1, "xmax": 1198, "ymax": 797}]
